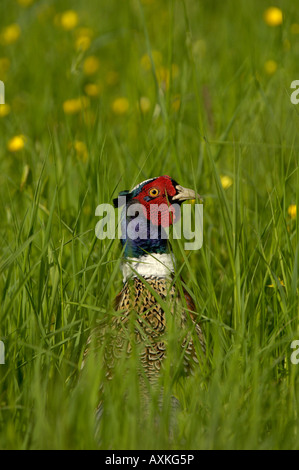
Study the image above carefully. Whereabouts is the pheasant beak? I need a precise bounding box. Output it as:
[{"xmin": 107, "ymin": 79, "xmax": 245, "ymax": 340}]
[{"xmin": 172, "ymin": 185, "xmax": 202, "ymax": 203}]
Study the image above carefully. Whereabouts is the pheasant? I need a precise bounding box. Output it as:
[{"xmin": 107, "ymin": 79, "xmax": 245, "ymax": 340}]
[{"xmin": 84, "ymin": 175, "xmax": 205, "ymax": 396}]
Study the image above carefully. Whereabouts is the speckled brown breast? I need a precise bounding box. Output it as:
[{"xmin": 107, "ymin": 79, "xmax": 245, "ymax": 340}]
[{"xmin": 105, "ymin": 276, "xmax": 205, "ymax": 385}]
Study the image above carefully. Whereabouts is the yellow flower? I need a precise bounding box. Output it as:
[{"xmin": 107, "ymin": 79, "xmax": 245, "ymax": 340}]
[
  {"xmin": 220, "ymin": 175, "xmax": 233, "ymax": 189},
  {"xmin": 74, "ymin": 140, "xmax": 88, "ymax": 162},
  {"xmin": 264, "ymin": 60, "xmax": 277, "ymax": 75},
  {"xmin": 156, "ymin": 66, "xmax": 169, "ymax": 90},
  {"xmin": 156, "ymin": 64, "xmax": 178, "ymax": 91},
  {"xmin": 63, "ymin": 97, "xmax": 89, "ymax": 115},
  {"xmin": 139, "ymin": 96, "xmax": 151, "ymax": 114},
  {"xmin": 7, "ymin": 135, "xmax": 26, "ymax": 152},
  {"xmin": 75, "ymin": 35, "xmax": 91, "ymax": 51},
  {"xmin": 112, "ymin": 97, "xmax": 129, "ymax": 115},
  {"xmin": 75, "ymin": 28, "xmax": 93, "ymax": 51},
  {"xmin": 1, "ymin": 24, "xmax": 21, "ymax": 45},
  {"xmin": 84, "ymin": 83, "xmax": 101, "ymax": 97},
  {"xmin": 17, "ymin": 0, "xmax": 34, "ymax": 6},
  {"xmin": 60, "ymin": 10, "xmax": 79, "ymax": 31},
  {"xmin": 0, "ymin": 104, "xmax": 10, "ymax": 117},
  {"xmin": 263, "ymin": 7, "xmax": 283, "ymax": 26},
  {"xmin": 140, "ymin": 50, "xmax": 162, "ymax": 71},
  {"xmin": 288, "ymin": 204, "xmax": 297, "ymax": 219},
  {"xmin": 83, "ymin": 56, "xmax": 100, "ymax": 75},
  {"xmin": 268, "ymin": 278, "xmax": 285, "ymax": 288},
  {"xmin": 291, "ymin": 23, "xmax": 299, "ymax": 35},
  {"xmin": 171, "ymin": 94, "xmax": 181, "ymax": 112}
]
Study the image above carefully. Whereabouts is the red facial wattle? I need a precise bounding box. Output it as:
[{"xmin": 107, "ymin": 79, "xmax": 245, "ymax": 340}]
[{"xmin": 132, "ymin": 175, "xmax": 179, "ymax": 228}]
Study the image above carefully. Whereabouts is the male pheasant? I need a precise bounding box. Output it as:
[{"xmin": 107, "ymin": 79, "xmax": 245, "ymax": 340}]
[{"xmin": 84, "ymin": 175, "xmax": 205, "ymax": 393}]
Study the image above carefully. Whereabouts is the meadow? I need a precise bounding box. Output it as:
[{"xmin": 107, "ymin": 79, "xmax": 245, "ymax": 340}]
[{"xmin": 0, "ymin": 0, "xmax": 299, "ymax": 450}]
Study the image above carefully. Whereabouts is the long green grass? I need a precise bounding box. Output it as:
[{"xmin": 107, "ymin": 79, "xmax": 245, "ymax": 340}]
[{"xmin": 1, "ymin": 0, "xmax": 299, "ymax": 449}]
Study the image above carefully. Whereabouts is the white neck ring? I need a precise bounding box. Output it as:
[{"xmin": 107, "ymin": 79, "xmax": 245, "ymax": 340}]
[{"xmin": 122, "ymin": 253, "xmax": 175, "ymax": 282}]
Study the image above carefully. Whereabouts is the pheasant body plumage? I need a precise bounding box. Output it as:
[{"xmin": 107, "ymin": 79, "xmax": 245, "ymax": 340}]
[
  {"xmin": 84, "ymin": 175, "xmax": 205, "ymax": 393},
  {"xmin": 111, "ymin": 275, "xmax": 204, "ymax": 385}
]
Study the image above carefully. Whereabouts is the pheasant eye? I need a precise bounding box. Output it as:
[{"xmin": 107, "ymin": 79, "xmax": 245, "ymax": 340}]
[{"xmin": 148, "ymin": 188, "xmax": 160, "ymax": 198}]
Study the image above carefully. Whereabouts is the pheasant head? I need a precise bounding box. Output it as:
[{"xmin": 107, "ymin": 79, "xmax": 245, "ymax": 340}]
[{"xmin": 113, "ymin": 176, "xmax": 201, "ymax": 281}]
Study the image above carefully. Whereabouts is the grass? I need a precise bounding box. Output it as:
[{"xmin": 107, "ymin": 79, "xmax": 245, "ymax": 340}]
[{"xmin": 1, "ymin": 0, "xmax": 299, "ymax": 450}]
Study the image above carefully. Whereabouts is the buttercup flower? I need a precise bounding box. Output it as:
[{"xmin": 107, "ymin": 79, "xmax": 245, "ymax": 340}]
[
  {"xmin": 75, "ymin": 35, "xmax": 91, "ymax": 51},
  {"xmin": 75, "ymin": 28, "xmax": 93, "ymax": 51},
  {"xmin": 7, "ymin": 135, "xmax": 26, "ymax": 152},
  {"xmin": 156, "ymin": 66, "xmax": 169, "ymax": 90},
  {"xmin": 156, "ymin": 64, "xmax": 179, "ymax": 91},
  {"xmin": 220, "ymin": 175, "xmax": 233, "ymax": 189},
  {"xmin": 264, "ymin": 60, "xmax": 277, "ymax": 75},
  {"xmin": 84, "ymin": 83, "xmax": 101, "ymax": 97},
  {"xmin": 172, "ymin": 95, "xmax": 181, "ymax": 112},
  {"xmin": 268, "ymin": 278, "xmax": 285, "ymax": 288},
  {"xmin": 112, "ymin": 97, "xmax": 129, "ymax": 115},
  {"xmin": 74, "ymin": 140, "xmax": 88, "ymax": 162},
  {"xmin": 0, "ymin": 104, "xmax": 11, "ymax": 117},
  {"xmin": 288, "ymin": 204, "xmax": 297, "ymax": 219},
  {"xmin": 140, "ymin": 50, "xmax": 162, "ymax": 71},
  {"xmin": 263, "ymin": 7, "xmax": 283, "ymax": 26},
  {"xmin": 1, "ymin": 24, "xmax": 21, "ymax": 45},
  {"xmin": 83, "ymin": 56, "xmax": 100, "ymax": 75},
  {"xmin": 63, "ymin": 97, "xmax": 89, "ymax": 114},
  {"xmin": 60, "ymin": 10, "xmax": 79, "ymax": 31}
]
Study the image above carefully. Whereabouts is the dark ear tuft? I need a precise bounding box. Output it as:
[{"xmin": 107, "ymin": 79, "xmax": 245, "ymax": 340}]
[{"xmin": 113, "ymin": 190, "xmax": 131, "ymax": 207}]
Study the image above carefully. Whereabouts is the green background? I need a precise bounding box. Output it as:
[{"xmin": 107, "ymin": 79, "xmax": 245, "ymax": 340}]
[{"xmin": 0, "ymin": 0, "xmax": 299, "ymax": 449}]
